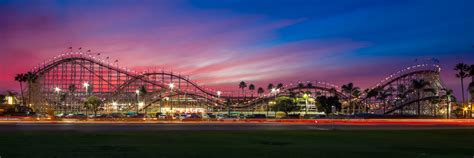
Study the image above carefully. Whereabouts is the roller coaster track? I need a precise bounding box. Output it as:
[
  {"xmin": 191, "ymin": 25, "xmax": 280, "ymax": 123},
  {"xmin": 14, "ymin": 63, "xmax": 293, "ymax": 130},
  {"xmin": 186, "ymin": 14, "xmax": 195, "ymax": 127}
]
[
  {"xmin": 357, "ymin": 64, "xmax": 443, "ymax": 101},
  {"xmin": 27, "ymin": 51, "xmax": 448, "ymax": 115},
  {"xmin": 29, "ymin": 51, "xmax": 345, "ymax": 108},
  {"xmin": 383, "ymin": 96, "xmax": 440, "ymax": 115}
]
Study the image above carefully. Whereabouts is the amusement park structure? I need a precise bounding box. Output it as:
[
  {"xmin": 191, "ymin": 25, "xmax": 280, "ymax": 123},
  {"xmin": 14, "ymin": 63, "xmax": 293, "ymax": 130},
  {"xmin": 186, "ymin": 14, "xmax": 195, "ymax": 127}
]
[{"xmin": 22, "ymin": 49, "xmax": 450, "ymax": 116}]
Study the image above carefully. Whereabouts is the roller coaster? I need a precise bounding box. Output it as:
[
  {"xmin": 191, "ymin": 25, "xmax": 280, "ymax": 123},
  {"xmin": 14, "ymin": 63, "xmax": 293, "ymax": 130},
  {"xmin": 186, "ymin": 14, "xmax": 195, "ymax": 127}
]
[{"xmin": 23, "ymin": 49, "xmax": 450, "ymax": 116}]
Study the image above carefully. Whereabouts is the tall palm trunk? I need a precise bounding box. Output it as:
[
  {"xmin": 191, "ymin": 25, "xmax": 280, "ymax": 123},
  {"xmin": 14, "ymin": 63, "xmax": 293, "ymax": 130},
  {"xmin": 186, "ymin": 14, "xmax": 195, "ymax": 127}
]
[
  {"xmin": 460, "ymin": 78, "xmax": 465, "ymax": 104},
  {"xmin": 417, "ymin": 91, "xmax": 421, "ymax": 116},
  {"xmin": 19, "ymin": 82, "xmax": 24, "ymax": 105},
  {"xmin": 28, "ymin": 81, "xmax": 32, "ymax": 106}
]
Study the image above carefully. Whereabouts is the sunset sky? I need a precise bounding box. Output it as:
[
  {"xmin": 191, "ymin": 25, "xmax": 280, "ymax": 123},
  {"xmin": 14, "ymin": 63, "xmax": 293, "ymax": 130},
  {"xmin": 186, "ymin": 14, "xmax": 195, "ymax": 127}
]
[{"xmin": 1, "ymin": 0, "xmax": 473, "ymax": 97}]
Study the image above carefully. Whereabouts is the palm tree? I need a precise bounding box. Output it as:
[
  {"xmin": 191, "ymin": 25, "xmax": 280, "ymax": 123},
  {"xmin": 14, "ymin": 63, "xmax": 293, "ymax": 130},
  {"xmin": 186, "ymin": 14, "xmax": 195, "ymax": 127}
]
[
  {"xmin": 454, "ymin": 63, "xmax": 469, "ymax": 105},
  {"xmin": 297, "ymin": 83, "xmax": 304, "ymax": 91},
  {"xmin": 267, "ymin": 83, "xmax": 274, "ymax": 92},
  {"xmin": 277, "ymin": 83, "xmax": 283, "ymax": 90},
  {"xmin": 396, "ymin": 85, "xmax": 408, "ymax": 114},
  {"xmin": 59, "ymin": 93, "xmax": 67, "ymax": 113},
  {"xmin": 24, "ymin": 72, "xmax": 38, "ymax": 105},
  {"xmin": 248, "ymin": 84, "xmax": 255, "ymax": 98},
  {"xmin": 470, "ymin": 64, "xmax": 474, "ymax": 82},
  {"xmin": 341, "ymin": 83, "xmax": 360, "ymax": 114},
  {"xmin": 468, "ymin": 65, "xmax": 474, "ymax": 117},
  {"xmin": 329, "ymin": 87, "xmax": 337, "ymax": 96},
  {"xmin": 84, "ymin": 96, "xmax": 102, "ymax": 117},
  {"xmin": 442, "ymin": 89, "xmax": 456, "ymax": 118},
  {"xmin": 410, "ymin": 79, "xmax": 432, "ymax": 116},
  {"xmin": 365, "ymin": 87, "xmax": 380, "ymax": 112},
  {"xmin": 239, "ymin": 81, "xmax": 247, "ymax": 101},
  {"xmin": 14, "ymin": 73, "xmax": 26, "ymax": 105},
  {"xmin": 366, "ymin": 87, "xmax": 380, "ymax": 100},
  {"xmin": 257, "ymin": 87, "xmax": 264, "ymax": 97},
  {"xmin": 352, "ymin": 89, "xmax": 361, "ymax": 112},
  {"xmin": 68, "ymin": 84, "xmax": 77, "ymax": 113},
  {"xmin": 377, "ymin": 90, "xmax": 391, "ymax": 114},
  {"xmin": 138, "ymin": 85, "xmax": 148, "ymax": 113}
]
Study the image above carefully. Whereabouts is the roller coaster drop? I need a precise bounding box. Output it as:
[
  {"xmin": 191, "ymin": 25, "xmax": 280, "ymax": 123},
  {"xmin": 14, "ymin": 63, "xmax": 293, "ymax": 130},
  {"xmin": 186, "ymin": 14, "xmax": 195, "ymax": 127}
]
[{"xmin": 24, "ymin": 49, "xmax": 449, "ymax": 116}]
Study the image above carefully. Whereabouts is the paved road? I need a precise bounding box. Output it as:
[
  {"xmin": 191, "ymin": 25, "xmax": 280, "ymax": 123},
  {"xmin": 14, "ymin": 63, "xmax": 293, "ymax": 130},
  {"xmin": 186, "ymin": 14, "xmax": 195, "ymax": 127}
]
[{"xmin": 1, "ymin": 123, "xmax": 474, "ymax": 132}]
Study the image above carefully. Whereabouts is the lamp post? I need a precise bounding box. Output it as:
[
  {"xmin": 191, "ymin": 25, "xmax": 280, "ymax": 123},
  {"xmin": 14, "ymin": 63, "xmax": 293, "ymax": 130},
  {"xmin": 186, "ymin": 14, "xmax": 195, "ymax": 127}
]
[
  {"xmin": 217, "ymin": 91, "xmax": 222, "ymax": 113},
  {"xmin": 303, "ymin": 93, "xmax": 309, "ymax": 115},
  {"xmin": 135, "ymin": 89, "xmax": 140, "ymax": 114},
  {"xmin": 169, "ymin": 83, "xmax": 174, "ymax": 112},
  {"xmin": 112, "ymin": 101, "xmax": 118, "ymax": 113},
  {"xmin": 54, "ymin": 87, "xmax": 61, "ymax": 112},
  {"xmin": 217, "ymin": 91, "xmax": 222, "ymax": 98},
  {"xmin": 82, "ymin": 82, "xmax": 90, "ymax": 113},
  {"xmin": 269, "ymin": 88, "xmax": 279, "ymax": 118},
  {"xmin": 83, "ymin": 82, "xmax": 90, "ymax": 95}
]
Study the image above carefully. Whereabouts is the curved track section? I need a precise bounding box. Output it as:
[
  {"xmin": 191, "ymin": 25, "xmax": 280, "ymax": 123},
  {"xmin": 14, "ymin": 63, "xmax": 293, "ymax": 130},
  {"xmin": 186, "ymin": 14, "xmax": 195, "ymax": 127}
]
[
  {"xmin": 25, "ymin": 51, "xmax": 448, "ymax": 116},
  {"xmin": 361, "ymin": 64, "xmax": 448, "ymax": 116},
  {"xmin": 27, "ymin": 51, "xmax": 346, "ymax": 112}
]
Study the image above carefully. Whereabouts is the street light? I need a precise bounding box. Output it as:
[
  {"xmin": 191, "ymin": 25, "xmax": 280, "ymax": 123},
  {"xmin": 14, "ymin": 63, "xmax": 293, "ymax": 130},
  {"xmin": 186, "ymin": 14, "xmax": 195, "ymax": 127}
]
[
  {"xmin": 269, "ymin": 88, "xmax": 279, "ymax": 118},
  {"xmin": 83, "ymin": 82, "xmax": 90, "ymax": 94},
  {"xmin": 54, "ymin": 87, "xmax": 61, "ymax": 93},
  {"xmin": 169, "ymin": 82, "xmax": 174, "ymax": 111},
  {"xmin": 169, "ymin": 82, "xmax": 174, "ymax": 90},
  {"xmin": 54, "ymin": 87, "xmax": 61, "ymax": 110},
  {"xmin": 217, "ymin": 91, "xmax": 222, "ymax": 97},
  {"xmin": 135, "ymin": 89, "xmax": 140, "ymax": 114},
  {"xmin": 303, "ymin": 93, "xmax": 309, "ymax": 115}
]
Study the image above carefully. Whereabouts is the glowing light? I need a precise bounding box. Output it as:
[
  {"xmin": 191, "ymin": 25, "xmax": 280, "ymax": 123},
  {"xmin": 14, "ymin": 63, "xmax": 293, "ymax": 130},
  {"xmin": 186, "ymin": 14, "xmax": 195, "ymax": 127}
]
[
  {"xmin": 169, "ymin": 83, "xmax": 174, "ymax": 89},
  {"xmin": 83, "ymin": 82, "xmax": 90, "ymax": 88},
  {"xmin": 54, "ymin": 87, "xmax": 61, "ymax": 93},
  {"xmin": 217, "ymin": 91, "xmax": 222, "ymax": 97},
  {"xmin": 6, "ymin": 96, "xmax": 14, "ymax": 105},
  {"xmin": 303, "ymin": 93, "xmax": 309, "ymax": 99},
  {"xmin": 135, "ymin": 89, "xmax": 140, "ymax": 94}
]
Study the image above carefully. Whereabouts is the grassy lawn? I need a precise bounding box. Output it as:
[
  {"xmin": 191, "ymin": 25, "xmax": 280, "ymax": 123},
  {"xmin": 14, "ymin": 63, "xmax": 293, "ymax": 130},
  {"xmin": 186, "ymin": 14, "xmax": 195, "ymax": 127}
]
[{"xmin": 0, "ymin": 130, "xmax": 473, "ymax": 158}]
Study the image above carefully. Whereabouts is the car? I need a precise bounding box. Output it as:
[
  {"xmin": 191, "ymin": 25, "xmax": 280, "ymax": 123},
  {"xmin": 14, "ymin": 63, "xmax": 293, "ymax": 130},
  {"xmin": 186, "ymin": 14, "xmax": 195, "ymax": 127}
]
[
  {"xmin": 246, "ymin": 114, "xmax": 266, "ymax": 119},
  {"xmin": 206, "ymin": 113, "xmax": 216, "ymax": 119},
  {"xmin": 130, "ymin": 113, "xmax": 145, "ymax": 118},
  {"xmin": 178, "ymin": 114, "xmax": 187, "ymax": 120},
  {"xmin": 157, "ymin": 114, "xmax": 167, "ymax": 119},
  {"xmin": 55, "ymin": 113, "xmax": 66, "ymax": 117},
  {"xmin": 189, "ymin": 113, "xmax": 201, "ymax": 119},
  {"xmin": 110, "ymin": 113, "xmax": 125, "ymax": 118}
]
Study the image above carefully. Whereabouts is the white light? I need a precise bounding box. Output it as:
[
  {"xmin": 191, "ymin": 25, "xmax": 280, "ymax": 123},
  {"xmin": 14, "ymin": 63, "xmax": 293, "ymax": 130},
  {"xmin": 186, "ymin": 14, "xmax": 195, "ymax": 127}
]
[
  {"xmin": 135, "ymin": 89, "xmax": 140, "ymax": 94},
  {"xmin": 112, "ymin": 102, "xmax": 118, "ymax": 106},
  {"xmin": 83, "ymin": 82, "xmax": 90, "ymax": 88},
  {"xmin": 217, "ymin": 91, "xmax": 222, "ymax": 96},
  {"xmin": 54, "ymin": 87, "xmax": 61, "ymax": 93},
  {"xmin": 169, "ymin": 83, "xmax": 174, "ymax": 89}
]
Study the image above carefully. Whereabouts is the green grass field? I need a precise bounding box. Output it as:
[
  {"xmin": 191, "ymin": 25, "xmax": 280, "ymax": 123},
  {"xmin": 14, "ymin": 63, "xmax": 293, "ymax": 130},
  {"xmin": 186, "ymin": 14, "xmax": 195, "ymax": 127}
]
[{"xmin": 0, "ymin": 130, "xmax": 473, "ymax": 158}]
